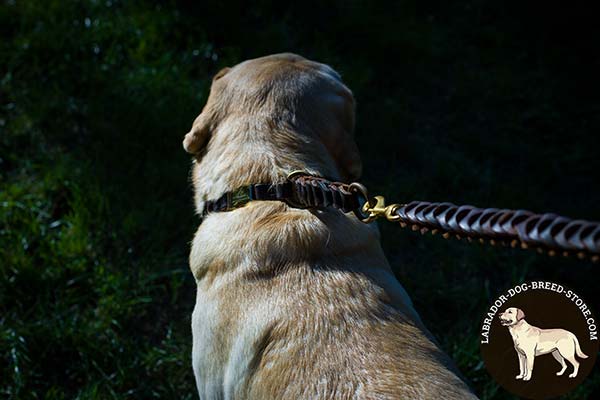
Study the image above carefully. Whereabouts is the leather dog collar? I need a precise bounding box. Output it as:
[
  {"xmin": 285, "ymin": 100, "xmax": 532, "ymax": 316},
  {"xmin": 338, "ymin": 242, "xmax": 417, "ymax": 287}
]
[
  {"xmin": 200, "ymin": 173, "xmax": 367, "ymax": 218},
  {"xmin": 200, "ymin": 172, "xmax": 600, "ymax": 260}
]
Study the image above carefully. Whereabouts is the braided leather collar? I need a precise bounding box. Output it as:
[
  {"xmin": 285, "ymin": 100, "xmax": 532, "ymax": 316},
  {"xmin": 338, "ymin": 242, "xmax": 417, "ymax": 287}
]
[
  {"xmin": 201, "ymin": 174, "xmax": 365, "ymax": 218},
  {"xmin": 200, "ymin": 172, "xmax": 600, "ymax": 260}
]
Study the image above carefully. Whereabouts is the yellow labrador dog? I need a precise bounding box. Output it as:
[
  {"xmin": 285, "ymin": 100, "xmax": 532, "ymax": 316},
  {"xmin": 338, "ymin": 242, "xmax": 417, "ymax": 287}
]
[
  {"xmin": 184, "ymin": 53, "xmax": 477, "ymax": 399},
  {"xmin": 499, "ymin": 307, "xmax": 588, "ymax": 380}
]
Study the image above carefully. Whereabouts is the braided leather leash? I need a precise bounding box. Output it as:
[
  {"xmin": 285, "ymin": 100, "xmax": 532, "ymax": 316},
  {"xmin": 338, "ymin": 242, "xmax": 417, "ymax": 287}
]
[
  {"xmin": 291, "ymin": 173, "xmax": 600, "ymax": 261},
  {"xmin": 372, "ymin": 200, "xmax": 599, "ymax": 261},
  {"xmin": 201, "ymin": 172, "xmax": 600, "ymax": 261}
]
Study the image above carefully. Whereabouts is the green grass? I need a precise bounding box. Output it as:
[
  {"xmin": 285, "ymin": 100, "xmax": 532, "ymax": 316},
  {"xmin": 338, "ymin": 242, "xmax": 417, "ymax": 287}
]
[{"xmin": 1, "ymin": 1, "xmax": 599, "ymax": 398}]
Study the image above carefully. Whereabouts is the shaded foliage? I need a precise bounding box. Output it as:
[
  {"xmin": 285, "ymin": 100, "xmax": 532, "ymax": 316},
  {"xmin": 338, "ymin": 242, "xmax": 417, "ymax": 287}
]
[{"xmin": 1, "ymin": 1, "xmax": 598, "ymax": 398}]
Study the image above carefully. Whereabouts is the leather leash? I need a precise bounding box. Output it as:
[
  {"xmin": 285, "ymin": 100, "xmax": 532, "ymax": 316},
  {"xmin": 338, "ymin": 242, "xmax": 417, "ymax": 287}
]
[{"xmin": 201, "ymin": 171, "xmax": 600, "ymax": 262}]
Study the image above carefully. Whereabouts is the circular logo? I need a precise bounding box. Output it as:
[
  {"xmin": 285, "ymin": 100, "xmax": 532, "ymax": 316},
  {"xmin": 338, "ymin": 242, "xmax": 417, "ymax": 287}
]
[{"xmin": 480, "ymin": 281, "xmax": 598, "ymax": 399}]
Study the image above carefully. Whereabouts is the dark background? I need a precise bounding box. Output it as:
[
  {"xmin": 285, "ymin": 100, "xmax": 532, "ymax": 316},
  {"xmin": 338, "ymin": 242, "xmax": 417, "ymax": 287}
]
[{"xmin": 1, "ymin": 1, "xmax": 598, "ymax": 398}]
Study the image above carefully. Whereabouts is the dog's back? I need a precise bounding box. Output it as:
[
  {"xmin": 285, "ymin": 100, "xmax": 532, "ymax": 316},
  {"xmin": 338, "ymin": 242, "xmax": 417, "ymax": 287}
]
[{"xmin": 190, "ymin": 202, "xmax": 476, "ymax": 399}]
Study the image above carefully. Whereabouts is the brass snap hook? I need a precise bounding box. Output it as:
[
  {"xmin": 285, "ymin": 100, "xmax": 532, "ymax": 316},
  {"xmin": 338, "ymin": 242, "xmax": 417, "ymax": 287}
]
[
  {"xmin": 349, "ymin": 182, "xmax": 403, "ymax": 223},
  {"xmin": 363, "ymin": 196, "xmax": 402, "ymax": 223}
]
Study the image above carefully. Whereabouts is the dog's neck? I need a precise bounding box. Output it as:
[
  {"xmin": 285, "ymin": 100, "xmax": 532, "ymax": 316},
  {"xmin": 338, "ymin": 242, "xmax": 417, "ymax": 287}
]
[
  {"xmin": 508, "ymin": 319, "xmax": 530, "ymax": 336},
  {"xmin": 191, "ymin": 117, "xmax": 342, "ymax": 214}
]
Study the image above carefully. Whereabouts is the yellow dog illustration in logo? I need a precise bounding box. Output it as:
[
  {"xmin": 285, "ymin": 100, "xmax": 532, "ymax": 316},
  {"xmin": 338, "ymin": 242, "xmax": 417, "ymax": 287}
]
[{"xmin": 499, "ymin": 307, "xmax": 588, "ymax": 381}]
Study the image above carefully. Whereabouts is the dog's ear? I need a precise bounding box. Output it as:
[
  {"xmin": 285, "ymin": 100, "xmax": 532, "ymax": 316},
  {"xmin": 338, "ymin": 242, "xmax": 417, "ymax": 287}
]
[
  {"xmin": 183, "ymin": 67, "xmax": 231, "ymax": 154},
  {"xmin": 320, "ymin": 86, "xmax": 362, "ymax": 181},
  {"xmin": 183, "ymin": 111, "xmax": 213, "ymax": 154},
  {"xmin": 213, "ymin": 67, "xmax": 230, "ymax": 81},
  {"xmin": 516, "ymin": 308, "xmax": 525, "ymax": 321}
]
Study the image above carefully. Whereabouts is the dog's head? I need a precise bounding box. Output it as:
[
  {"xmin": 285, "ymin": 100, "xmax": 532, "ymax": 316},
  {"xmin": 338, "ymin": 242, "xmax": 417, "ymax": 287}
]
[
  {"xmin": 183, "ymin": 53, "xmax": 361, "ymax": 181},
  {"xmin": 499, "ymin": 307, "xmax": 525, "ymax": 326}
]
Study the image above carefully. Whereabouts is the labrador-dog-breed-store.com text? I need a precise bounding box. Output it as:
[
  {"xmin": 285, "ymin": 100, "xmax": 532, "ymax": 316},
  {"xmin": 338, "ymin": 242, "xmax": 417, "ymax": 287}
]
[{"xmin": 183, "ymin": 53, "xmax": 478, "ymax": 399}]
